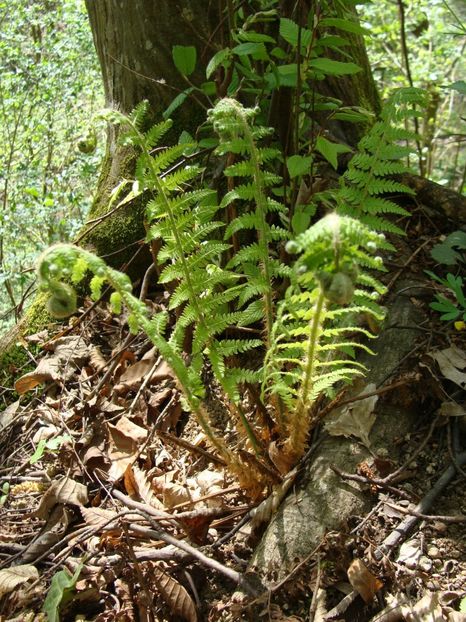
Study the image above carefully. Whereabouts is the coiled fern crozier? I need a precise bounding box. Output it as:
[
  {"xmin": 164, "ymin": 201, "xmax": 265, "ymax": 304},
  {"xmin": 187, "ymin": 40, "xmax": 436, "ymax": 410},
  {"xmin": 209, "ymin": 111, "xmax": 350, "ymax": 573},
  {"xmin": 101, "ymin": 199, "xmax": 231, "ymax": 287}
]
[{"xmin": 37, "ymin": 92, "xmax": 419, "ymax": 493}]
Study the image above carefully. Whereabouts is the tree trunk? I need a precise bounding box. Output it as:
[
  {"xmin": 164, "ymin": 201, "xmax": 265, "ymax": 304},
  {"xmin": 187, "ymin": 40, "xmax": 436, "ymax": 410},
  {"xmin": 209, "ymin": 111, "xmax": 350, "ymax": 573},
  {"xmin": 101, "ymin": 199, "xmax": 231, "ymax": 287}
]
[{"xmin": 80, "ymin": 1, "xmax": 380, "ymax": 270}]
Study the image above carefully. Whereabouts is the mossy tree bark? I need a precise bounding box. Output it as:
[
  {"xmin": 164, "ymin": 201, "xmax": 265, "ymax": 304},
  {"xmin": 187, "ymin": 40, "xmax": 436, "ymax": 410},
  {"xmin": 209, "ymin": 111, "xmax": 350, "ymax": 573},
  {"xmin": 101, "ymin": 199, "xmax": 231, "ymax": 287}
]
[
  {"xmin": 80, "ymin": 0, "xmax": 380, "ymax": 271},
  {"xmin": 81, "ymin": 0, "xmax": 227, "ymax": 271}
]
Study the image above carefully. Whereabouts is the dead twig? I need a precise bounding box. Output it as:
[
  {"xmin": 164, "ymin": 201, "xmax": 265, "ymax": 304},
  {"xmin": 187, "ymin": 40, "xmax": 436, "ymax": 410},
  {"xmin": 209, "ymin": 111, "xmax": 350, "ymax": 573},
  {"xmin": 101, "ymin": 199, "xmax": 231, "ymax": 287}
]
[
  {"xmin": 374, "ymin": 450, "xmax": 466, "ymax": 560},
  {"xmin": 381, "ymin": 415, "xmax": 439, "ymax": 485},
  {"xmin": 129, "ymin": 515, "xmax": 265, "ymax": 596},
  {"xmin": 330, "ymin": 465, "xmax": 414, "ymax": 501},
  {"xmin": 383, "ymin": 501, "xmax": 466, "ymax": 523}
]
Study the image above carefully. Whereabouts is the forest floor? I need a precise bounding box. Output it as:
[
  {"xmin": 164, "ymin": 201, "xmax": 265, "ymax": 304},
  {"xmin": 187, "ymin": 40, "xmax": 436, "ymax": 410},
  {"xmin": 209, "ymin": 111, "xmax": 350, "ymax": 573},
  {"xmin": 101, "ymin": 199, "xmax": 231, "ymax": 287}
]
[{"xmin": 0, "ymin": 202, "xmax": 465, "ymax": 622}]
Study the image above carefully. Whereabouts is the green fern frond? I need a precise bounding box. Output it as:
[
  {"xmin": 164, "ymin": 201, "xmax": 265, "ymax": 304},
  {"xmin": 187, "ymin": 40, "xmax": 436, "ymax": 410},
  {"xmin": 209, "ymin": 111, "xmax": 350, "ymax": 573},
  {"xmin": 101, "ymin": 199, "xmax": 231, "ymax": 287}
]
[{"xmin": 337, "ymin": 87, "xmax": 427, "ymax": 232}]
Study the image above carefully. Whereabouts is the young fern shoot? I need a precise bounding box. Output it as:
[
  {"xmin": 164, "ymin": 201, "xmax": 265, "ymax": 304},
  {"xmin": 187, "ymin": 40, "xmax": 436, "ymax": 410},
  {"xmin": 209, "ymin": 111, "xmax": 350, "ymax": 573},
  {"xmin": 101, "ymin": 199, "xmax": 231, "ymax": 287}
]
[{"xmin": 264, "ymin": 214, "xmax": 386, "ymax": 468}]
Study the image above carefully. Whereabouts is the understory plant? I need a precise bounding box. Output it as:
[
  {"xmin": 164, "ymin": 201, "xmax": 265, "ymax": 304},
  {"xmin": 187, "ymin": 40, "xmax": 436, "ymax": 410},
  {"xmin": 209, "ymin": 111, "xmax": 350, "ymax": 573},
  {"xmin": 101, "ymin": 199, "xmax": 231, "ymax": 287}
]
[
  {"xmin": 37, "ymin": 89, "xmax": 423, "ymax": 495},
  {"xmin": 427, "ymin": 230, "xmax": 466, "ymax": 327}
]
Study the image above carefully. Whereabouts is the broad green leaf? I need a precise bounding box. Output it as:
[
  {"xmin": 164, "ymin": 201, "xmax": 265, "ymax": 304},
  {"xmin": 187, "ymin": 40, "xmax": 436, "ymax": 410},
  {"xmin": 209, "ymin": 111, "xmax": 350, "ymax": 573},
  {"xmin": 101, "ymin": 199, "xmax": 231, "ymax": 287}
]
[
  {"xmin": 200, "ymin": 81, "xmax": 216, "ymax": 96},
  {"xmin": 287, "ymin": 155, "xmax": 312, "ymax": 178},
  {"xmin": 292, "ymin": 211, "xmax": 311, "ymax": 234},
  {"xmin": 445, "ymin": 80, "xmax": 466, "ymax": 95},
  {"xmin": 45, "ymin": 434, "xmax": 71, "ymax": 451},
  {"xmin": 315, "ymin": 136, "xmax": 352, "ymax": 170},
  {"xmin": 43, "ymin": 563, "xmax": 84, "ymax": 622},
  {"xmin": 445, "ymin": 230, "xmax": 466, "ymax": 249},
  {"xmin": 309, "ymin": 58, "xmax": 362, "ymax": 75},
  {"xmin": 319, "ymin": 17, "xmax": 369, "ymax": 36},
  {"xmin": 233, "ymin": 42, "xmax": 268, "ymax": 59},
  {"xmin": 30, "ymin": 439, "xmax": 47, "ymax": 464},
  {"xmin": 279, "ymin": 18, "xmax": 312, "ymax": 48},
  {"xmin": 431, "ymin": 243, "xmax": 462, "ymax": 265},
  {"xmin": 172, "ymin": 45, "xmax": 197, "ymax": 77},
  {"xmin": 162, "ymin": 88, "xmax": 194, "ymax": 120},
  {"xmin": 275, "ymin": 63, "xmax": 299, "ymax": 87},
  {"xmin": 237, "ymin": 31, "xmax": 276, "ymax": 43},
  {"xmin": 206, "ymin": 48, "xmax": 231, "ymax": 79}
]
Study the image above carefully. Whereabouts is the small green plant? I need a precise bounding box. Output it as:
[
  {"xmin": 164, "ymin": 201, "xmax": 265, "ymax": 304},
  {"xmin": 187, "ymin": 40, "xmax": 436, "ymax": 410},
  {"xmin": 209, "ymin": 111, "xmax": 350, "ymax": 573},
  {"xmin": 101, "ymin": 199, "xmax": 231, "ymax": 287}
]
[
  {"xmin": 337, "ymin": 87, "xmax": 428, "ymax": 236},
  {"xmin": 427, "ymin": 230, "xmax": 466, "ymax": 326},
  {"xmin": 37, "ymin": 97, "xmax": 392, "ymax": 494}
]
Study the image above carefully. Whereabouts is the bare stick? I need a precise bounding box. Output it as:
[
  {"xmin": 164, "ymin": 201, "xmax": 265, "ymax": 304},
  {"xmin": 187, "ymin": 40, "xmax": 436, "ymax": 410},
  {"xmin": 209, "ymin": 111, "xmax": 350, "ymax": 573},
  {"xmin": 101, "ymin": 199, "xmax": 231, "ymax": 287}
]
[{"xmin": 374, "ymin": 450, "xmax": 466, "ymax": 560}]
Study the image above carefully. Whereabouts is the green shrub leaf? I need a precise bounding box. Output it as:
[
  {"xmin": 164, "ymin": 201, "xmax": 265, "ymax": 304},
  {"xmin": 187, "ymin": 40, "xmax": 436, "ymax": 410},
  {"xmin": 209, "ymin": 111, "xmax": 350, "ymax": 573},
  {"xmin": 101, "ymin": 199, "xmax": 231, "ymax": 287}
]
[{"xmin": 172, "ymin": 45, "xmax": 197, "ymax": 76}]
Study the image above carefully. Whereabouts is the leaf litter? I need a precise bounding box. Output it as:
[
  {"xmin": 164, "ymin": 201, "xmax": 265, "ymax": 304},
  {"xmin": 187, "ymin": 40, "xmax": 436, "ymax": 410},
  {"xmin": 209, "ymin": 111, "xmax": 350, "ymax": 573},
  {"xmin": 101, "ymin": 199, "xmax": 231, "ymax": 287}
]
[{"xmin": 0, "ymin": 227, "xmax": 466, "ymax": 620}]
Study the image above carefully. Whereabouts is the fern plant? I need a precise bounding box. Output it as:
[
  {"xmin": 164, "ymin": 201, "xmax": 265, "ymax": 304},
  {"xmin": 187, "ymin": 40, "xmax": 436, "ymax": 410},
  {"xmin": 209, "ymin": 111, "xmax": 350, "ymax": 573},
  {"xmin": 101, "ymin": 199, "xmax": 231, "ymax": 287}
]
[
  {"xmin": 262, "ymin": 213, "xmax": 386, "ymax": 468},
  {"xmin": 36, "ymin": 90, "xmax": 424, "ymax": 495},
  {"xmin": 208, "ymin": 98, "xmax": 290, "ymax": 348},
  {"xmin": 337, "ymin": 87, "xmax": 428, "ymax": 236}
]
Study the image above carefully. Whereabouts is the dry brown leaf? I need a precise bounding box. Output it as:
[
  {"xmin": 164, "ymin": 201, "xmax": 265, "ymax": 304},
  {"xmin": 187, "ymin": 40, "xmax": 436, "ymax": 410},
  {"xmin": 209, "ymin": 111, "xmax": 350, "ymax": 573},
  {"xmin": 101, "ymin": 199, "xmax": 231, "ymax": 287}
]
[
  {"xmin": 80, "ymin": 506, "xmax": 120, "ymax": 530},
  {"xmin": 403, "ymin": 591, "xmax": 444, "ymax": 621},
  {"xmin": 23, "ymin": 506, "xmax": 73, "ymax": 563},
  {"xmin": 115, "ymin": 349, "xmax": 173, "ymax": 394},
  {"xmin": 35, "ymin": 477, "xmax": 88, "ymax": 519},
  {"xmin": 162, "ymin": 482, "xmax": 191, "ymax": 509},
  {"xmin": 89, "ymin": 345, "xmax": 107, "ymax": 371},
  {"xmin": 268, "ymin": 440, "xmax": 294, "ymax": 475},
  {"xmin": 15, "ymin": 335, "xmax": 89, "ymax": 394},
  {"xmin": 83, "ymin": 446, "xmax": 111, "ymax": 474},
  {"xmin": 428, "ymin": 345, "xmax": 466, "ymax": 389},
  {"xmin": 347, "ymin": 559, "xmax": 382, "ymax": 604},
  {"xmin": 126, "ymin": 465, "xmax": 164, "ymax": 509},
  {"xmin": 438, "ymin": 401, "xmax": 465, "ymax": 417},
  {"xmin": 325, "ymin": 383, "xmax": 378, "ymax": 447},
  {"xmin": 0, "ymin": 564, "xmax": 39, "ymax": 598},
  {"xmin": 107, "ymin": 417, "xmax": 147, "ymax": 482},
  {"xmin": 0, "ymin": 399, "xmax": 20, "ymax": 431},
  {"xmin": 150, "ymin": 563, "xmax": 197, "ymax": 622}
]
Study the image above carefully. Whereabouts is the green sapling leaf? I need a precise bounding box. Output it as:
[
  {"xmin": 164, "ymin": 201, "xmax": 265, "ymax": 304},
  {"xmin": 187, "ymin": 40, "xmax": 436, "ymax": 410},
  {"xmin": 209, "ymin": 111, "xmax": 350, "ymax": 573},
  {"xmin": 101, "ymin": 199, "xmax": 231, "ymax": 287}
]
[
  {"xmin": 287, "ymin": 155, "xmax": 312, "ymax": 178},
  {"xmin": 309, "ymin": 58, "xmax": 362, "ymax": 75},
  {"xmin": 43, "ymin": 562, "xmax": 84, "ymax": 622},
  {"xmin": 315, "ymin": 136, "xmax": 352, "ymax": 170},
  {"xmin": 172, "ymin": 45, "xmax": 197, "ymax": 77}
]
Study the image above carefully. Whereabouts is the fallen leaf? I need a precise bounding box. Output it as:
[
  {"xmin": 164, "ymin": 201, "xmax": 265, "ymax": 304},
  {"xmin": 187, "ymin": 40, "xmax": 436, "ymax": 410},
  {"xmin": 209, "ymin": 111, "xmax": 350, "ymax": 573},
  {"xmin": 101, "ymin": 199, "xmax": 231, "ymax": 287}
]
[
  {"xmin": 107, "ymin": 417, "xmax": 148, "ymax": 482},
  {"xmin": 23, "ymin": 506, "xmax": 73, "ymax": 563},
  {"xmin": 0, "ymin": 564, "xmax": 39, "ymax": 597},
  {"xmin": 15, "ymin": 336, "xmax": 89, "ymax": 394},
  {"xmin": 0, "ymin": 399, "xmax": 20, "ymax": 431},
  {"xmin": 325, "ymin": 383, "xmax": 378, "ymax": 446},
  {"xmin": 428, "ymin": 345, "xmax": 466, "ymax": 389},
  {"xmin": 35, "ymin": 477, "xmax": 88, "ymax": 519},
  {"xmin": 89, "ymin": 345, "xmax": 107, "ymax": 371},
  {"xmin": 162, "ymin": 482, "xmax": 191, "ymax": 509},
  {"xmin": 148, "ymin": 562, "xmax": 197, "ymax": 622},
  {"xmin": 115, "ymin": 348, "xmax": 173, "ymax": 394},
  {"xmin": 347, "ymin": 559, "xmax": 383, "ymax": 604},
  {"xmin": 126, "ymin": 465, "xmax": 164, "ymax": 509},
  {"xmin": 397, "ymin": 537, "xmax": 422, "ymax": 569},
  {"xmin": 438, "ymin": 401, "xmax": 465, "ymax": 417}
]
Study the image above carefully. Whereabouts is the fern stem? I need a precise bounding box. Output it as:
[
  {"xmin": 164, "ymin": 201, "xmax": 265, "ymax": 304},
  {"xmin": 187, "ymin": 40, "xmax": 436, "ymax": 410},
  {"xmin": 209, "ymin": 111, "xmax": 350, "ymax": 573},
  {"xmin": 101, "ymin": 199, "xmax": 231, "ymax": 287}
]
[
  {"xmin": 133, "ymin": 123, "xmax": 210, "ymax": 343},
  {"xmin": 236, "ymin": 113, "xmax": 274, "ymax": 349},
  {"xmin": 295, "ymin": 289, "xmax": 326, "ymax": 419}
]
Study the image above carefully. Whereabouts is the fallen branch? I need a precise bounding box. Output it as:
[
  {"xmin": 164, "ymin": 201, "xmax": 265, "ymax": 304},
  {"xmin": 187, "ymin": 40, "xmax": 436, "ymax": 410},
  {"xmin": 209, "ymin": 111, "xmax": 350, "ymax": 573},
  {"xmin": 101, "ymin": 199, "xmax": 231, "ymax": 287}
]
[
  {"xmin": 384, "ymin": 501, "xmax": 466, "ymax": 523},
  {"xmin": 128, "ymin": 516, "xmax": 265, "ymax": 596},
  {"xmin": 374, "ymin": 450, "xmax": 466, "ymax": 560}
]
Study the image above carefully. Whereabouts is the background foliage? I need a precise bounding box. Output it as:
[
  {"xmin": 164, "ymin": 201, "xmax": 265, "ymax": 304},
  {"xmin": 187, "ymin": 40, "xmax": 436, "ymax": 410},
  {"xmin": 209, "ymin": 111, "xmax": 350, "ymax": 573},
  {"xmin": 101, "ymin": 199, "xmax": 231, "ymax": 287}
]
[
  {"xmin": 0, "ymin": 0, "xmax": 464, "ymax": 336},
  {"xmin": 359, "ymin": 0, "xmax": 466, "ymax": 188},
  {"xmin": 0, "ymin": 0, "xmax": 103, "ymax": 333}
]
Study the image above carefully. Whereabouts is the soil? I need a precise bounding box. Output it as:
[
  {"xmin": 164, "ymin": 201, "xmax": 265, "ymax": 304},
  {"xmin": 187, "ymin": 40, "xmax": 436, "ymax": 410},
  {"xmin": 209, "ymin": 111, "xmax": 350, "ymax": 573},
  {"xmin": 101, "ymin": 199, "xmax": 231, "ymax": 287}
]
[{"xmin": 0, "ymin": 201, "xmax": 465, "ymax": 622}]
